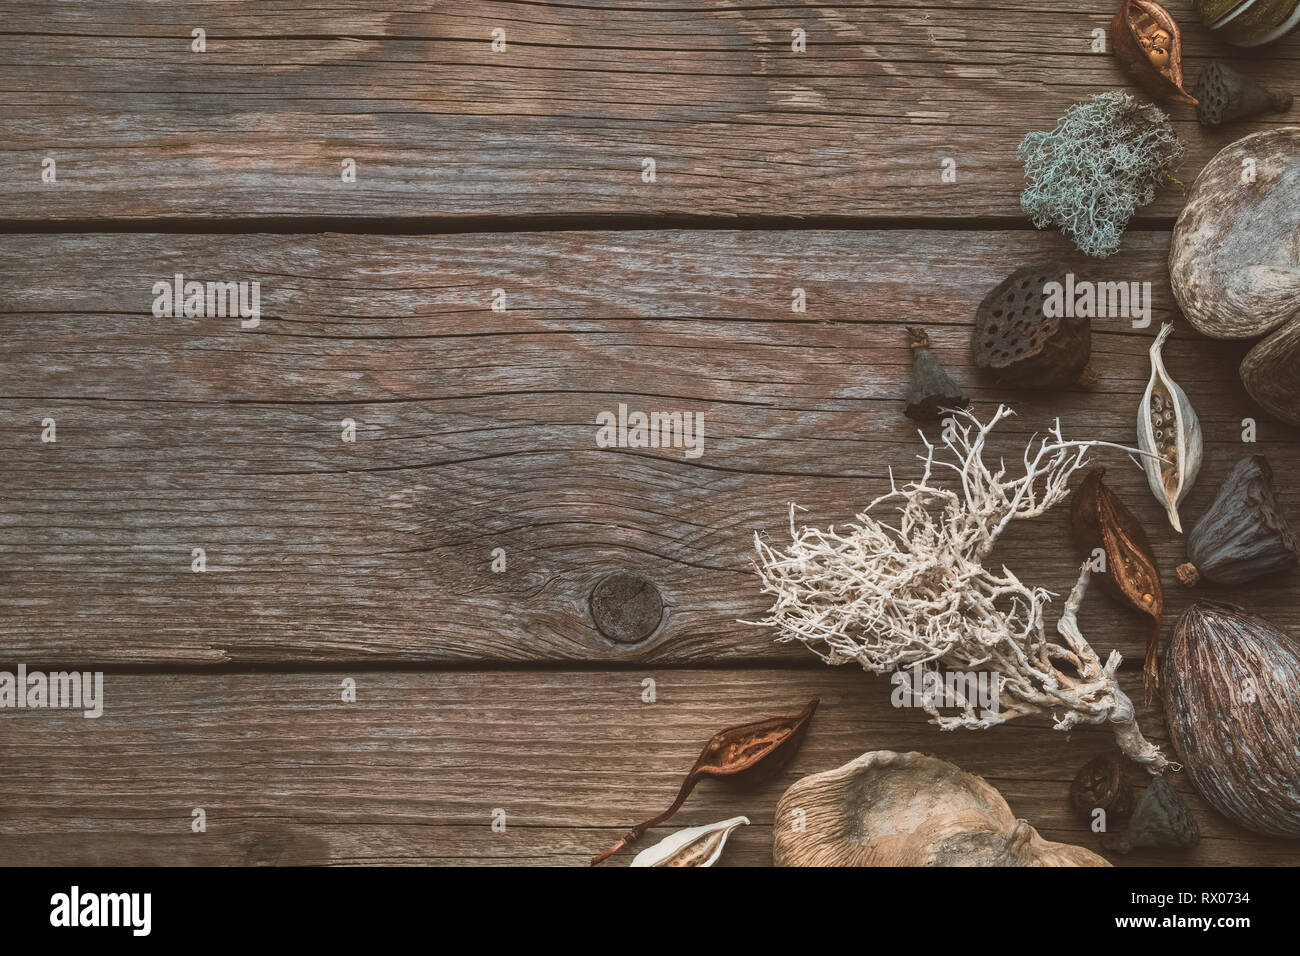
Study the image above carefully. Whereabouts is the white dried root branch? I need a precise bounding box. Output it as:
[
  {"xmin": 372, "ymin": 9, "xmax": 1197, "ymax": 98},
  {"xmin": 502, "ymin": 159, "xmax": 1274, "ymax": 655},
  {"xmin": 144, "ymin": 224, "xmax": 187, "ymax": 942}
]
[{"xmin": 748, "ymin": 405, "xmax": 1168, "ymax": 771}]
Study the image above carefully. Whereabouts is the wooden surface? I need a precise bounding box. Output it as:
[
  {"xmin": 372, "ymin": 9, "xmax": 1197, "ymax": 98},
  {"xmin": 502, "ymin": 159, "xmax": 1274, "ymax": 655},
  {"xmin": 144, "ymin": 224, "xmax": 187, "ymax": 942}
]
[{"xmin": 1, "ymin": 0, "xmax": 1298, "ymax": 866}]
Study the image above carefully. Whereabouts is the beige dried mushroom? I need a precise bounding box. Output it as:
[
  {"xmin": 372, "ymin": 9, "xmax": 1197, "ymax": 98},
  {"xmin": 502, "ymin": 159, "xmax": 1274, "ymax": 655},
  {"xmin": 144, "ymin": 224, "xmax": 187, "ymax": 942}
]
[{"xmin": 773, "ymin": 751, "xmax": 1108, "ymax": 867}]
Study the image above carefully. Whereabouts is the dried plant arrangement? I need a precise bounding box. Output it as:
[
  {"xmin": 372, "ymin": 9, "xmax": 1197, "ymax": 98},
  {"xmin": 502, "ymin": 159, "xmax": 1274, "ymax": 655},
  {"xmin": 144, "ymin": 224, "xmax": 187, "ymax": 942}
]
[{"xmin": 749, "ymin": 406, "xmax": 1169, "ymax": 771}]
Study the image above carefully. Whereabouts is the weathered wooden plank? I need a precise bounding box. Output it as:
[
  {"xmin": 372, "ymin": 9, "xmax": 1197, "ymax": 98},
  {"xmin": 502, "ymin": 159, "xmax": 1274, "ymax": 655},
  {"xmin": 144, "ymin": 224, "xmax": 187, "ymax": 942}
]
[
  {"xmin": 2, "ymin": 229, "xmax": 1296, "ymax": 664},
  {"xmin": 0, "ymin": 668, "xmax": 1293, "ymax": 866},
  {"xmin": 1, "ymin": 1, "xmax": 1295, "ymax": 221}
]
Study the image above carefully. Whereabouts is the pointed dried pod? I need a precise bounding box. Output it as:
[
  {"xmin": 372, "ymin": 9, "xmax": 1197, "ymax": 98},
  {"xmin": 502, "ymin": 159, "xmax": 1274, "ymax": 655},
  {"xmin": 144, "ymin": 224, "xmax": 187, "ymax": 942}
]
[
  {"xmin": 1195, "ymin": 61, "xmax": 1292, "ymax": 127},
  {"xmin": 1107, "ymin": 776, "xmax": 1200, "ymax": 853},
  {"xmin": 1070, "ymin": 467, "xmax": 1164, "ymax": 694},
  {"xmin": 591, "ymin": 698, "xmax": 817, "ymax": 864},
  {"xmin": 1137, "ymin": 323, "xmax": 1202, "ymax": 533},
  {"xmin": 973, "ymin": 263, "xmax": 1098, "ymax": 390},
  {"xmin": 904, "ymin": 326, "xmax": 969, "ymax": 420},
  {"xmin": 628, "ymin": 815, "xmax": 748, "ymax": 867},
  {"xmin": 1111, "ymin": 1, "xmax": 1197, "ymax": 105},
  {"xmin": 1163, "ymin": 603, "xmax": 1300, "ymax": 836},
  {"xmin": 1069, "ymin": 753, "xmax": 1136, "ymax": 823},
  {"xmin": 1177, "ymin": 456, "xmax": 1298, "ymax": 587}
]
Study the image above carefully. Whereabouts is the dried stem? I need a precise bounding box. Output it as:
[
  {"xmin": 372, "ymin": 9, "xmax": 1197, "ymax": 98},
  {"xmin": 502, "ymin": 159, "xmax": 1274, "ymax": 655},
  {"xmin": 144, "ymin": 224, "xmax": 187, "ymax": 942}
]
[{"xmin": 747, "ymin": 405, "xmax": 1168, "ymax": 771}]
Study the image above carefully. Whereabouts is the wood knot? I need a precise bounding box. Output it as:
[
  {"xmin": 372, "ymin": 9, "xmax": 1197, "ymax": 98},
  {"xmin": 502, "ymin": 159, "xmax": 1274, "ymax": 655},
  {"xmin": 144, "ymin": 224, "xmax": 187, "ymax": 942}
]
[{"xmin": 589, "ymin": 572, "xmax": 663, "ymax": 644}]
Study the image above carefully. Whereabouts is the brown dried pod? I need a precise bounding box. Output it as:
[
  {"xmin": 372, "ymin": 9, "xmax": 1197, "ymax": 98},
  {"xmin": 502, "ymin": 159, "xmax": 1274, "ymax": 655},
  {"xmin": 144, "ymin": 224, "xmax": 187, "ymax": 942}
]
[
  {"xmin": 1070, "ymin": 753, "xmax": 1136, "ymax": 823},
  {"xmin": 972, "ymin": 263, "xmax": 1098, "ymax": 390},
  {"xmin": 905, "ymin": 326, "xmax": 969, "ymax": 420},
  {"xmin": 590, "ymin": 698, "xmax": 818, "ymax": 864},
  {"xmin": 1070, "ymin": 467, "xmax": 1164, "ymax": 695},
  {"xmin": 1162, "ymin": 603, "xmax": 1300, "ymax": 837},
  {"xmin": 1111, "ymin": 1, "xmax": 1198, "ymax": 105},
  {"xmin": 1195, "ymin": 61, "xmax": 1292, "ymax": 127},
  {"xmin": 1177, "ymin": 456, "xmax": 1298, "ymax": 587},
  {"xmin": 1110, "ymin": 776, "xmax": 1200, "ymax": 853}
]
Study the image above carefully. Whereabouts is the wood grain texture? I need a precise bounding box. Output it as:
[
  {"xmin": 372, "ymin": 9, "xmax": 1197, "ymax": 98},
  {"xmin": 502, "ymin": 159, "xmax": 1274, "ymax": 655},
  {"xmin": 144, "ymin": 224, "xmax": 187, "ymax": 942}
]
[
  {"xmin": 2, "ymin": 1, "xmax": 1296, "ymax": 221},
  {"xmin": 3, "ymin": 230, "xmax": 1296, "ymax": 665},
  {"xmin": 0, "ymin": 668, "xmax": 1294, "ymax": 866}
]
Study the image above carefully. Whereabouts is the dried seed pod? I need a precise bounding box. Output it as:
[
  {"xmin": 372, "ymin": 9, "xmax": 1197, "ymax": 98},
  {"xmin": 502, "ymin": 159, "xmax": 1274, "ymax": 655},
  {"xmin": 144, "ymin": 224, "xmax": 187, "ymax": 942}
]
[
  {"xmin": 1137, "ymin": 323, "xmax": 1202, "ymax": 533},
  {"xmin": 628, "ymin": 816, "xmax": 748, "ymax": 867},
  {"xmin": 972, "ymin": 263, "xmax": 1098, "ymax": 390},
  {"xmin": 1111, "ymin": 1, "xmax": 1197, "ymax": 104},
  {"xmin": 1163, "ymin": 603, "xmax": 1300, "ymax": 837},
  {"xmin": 591, "ymin": 698, "xmax": 817, "ymax": 864},
  {"xmin": 1121, "ymin": 776, "xmax": 1200, "ymax": 851},
  {"xmin": 1070, "ymin": 467, "xmax": 1164, "ymax": 694},
  {"xmin": 1177, "ymin": 456, "xmax": 1298, "ymax": 587},
  {"xmin": 1195, "ymin": 61, "xmax": 1292, "ymax": 127},
  {"xmin": 1069, "ymin": 753, "xmax": 1136, "ymax": 822},
  {"xmin": 904, "ymin": 326, "xmax": 969, "ymax": 420},
  {"xmin": 1241, "ymin": 316, "xmax": 1300, "ymax": 428}
]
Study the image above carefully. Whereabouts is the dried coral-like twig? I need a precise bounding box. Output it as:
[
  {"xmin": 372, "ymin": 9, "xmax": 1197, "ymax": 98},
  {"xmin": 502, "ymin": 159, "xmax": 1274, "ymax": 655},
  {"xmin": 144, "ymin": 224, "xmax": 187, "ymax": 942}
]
[{"xmin": 748, "ymin": 405, "xmax": 1168, "ymax": 771}]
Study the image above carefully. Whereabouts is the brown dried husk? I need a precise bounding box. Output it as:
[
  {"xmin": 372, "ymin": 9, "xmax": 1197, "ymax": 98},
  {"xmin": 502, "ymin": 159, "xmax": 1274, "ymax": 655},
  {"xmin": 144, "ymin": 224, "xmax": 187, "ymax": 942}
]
[
  {"xmin": 1178, "ymin": 455, "xmax": 1298, "ymax": 587},
  {"xmin": 1111, "ymin": 0, "xmax": 1198, "ymax": 105},
  {"xmin": 1162, "ymin": 603, "xmax": 1300, "ymax": 837},
  {"xmin": 1070, "ymin": 467, "xmax": 1164, "ymax": 696}
]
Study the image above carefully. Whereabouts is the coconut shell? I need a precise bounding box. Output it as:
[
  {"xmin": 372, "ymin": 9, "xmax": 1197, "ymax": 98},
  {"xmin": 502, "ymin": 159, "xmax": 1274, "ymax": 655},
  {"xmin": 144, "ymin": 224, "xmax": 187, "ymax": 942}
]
[
  {"xmin": 1169, "ymin": 128, "xmax": 1300, "ymax": 341},
  {"xmin": 1196, "ymin": 0, "xmax": 1300, "ymax": 47},
  {"xmin": 1241, "ymin": 318, "xmax": 1300, "ymax": 427},
  {"xmin": 1162, "ymin": 603, "xmax": 1300, "ymax": 837}
]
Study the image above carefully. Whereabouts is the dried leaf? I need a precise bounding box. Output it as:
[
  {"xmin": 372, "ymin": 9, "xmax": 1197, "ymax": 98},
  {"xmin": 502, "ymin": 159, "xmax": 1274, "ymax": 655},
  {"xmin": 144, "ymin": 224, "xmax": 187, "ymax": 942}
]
[
  {"xmin": 590, "ymin": 698, "xmax": 818, "ymax": 865},
  {"xmin": 1070, "ymin": 467, "xmax": 1164, "ymax": 697}
]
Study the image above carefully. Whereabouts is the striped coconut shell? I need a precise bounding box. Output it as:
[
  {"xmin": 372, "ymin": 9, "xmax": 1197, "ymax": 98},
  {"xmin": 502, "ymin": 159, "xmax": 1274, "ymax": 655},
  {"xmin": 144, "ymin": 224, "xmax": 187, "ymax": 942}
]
[
  {"xmin": 1196, "ymin": 0, "xmax": 1300, "ymax": 46},
  {"xmin": 1162, "ymin": 603, "xmax": 1300, "ymax": 837}
]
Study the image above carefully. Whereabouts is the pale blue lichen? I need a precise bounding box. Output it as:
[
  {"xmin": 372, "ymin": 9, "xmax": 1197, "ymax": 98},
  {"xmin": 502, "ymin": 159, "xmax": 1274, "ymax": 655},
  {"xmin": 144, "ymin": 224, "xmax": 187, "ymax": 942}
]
[{"xmin": 1018, "ymin": 92, "xmax": 1185, "ymax": 259}]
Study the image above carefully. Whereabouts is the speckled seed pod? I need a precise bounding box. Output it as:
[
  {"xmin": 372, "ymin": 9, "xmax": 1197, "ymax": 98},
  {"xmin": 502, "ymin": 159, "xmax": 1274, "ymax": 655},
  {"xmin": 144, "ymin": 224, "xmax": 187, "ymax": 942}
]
[
  {"xmin": 972, "ymin": 263, "xmax": 1097, "ymax": 389},
  {"xmin": 1178, "ymin": 455, "xmax": 1298, "ymax": 587},
  {"xmin": 1162, "ymin": 603, "xmax": 1300, "ymax": 837}
]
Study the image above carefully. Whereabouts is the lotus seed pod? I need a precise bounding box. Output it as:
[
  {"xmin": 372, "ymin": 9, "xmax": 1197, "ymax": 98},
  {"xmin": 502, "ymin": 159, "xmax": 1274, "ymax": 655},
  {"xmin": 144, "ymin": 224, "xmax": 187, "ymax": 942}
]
[
  {"xmin": 972, "ymin": 263, "xmax": 1097, "ymax": 390},
  {"xmin": 1194, "ymin": 61, "xmax": 1292, "ymax": 127}
]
